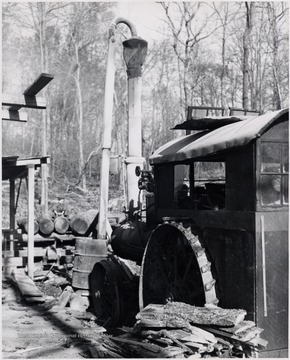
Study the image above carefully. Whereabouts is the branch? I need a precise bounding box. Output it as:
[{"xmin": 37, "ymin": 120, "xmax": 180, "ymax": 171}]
[
  {"xmin": 46, "ymin": 2, "xmax": 71, "ymax": 15},
  {"xmin": 71, "ymin": 145, "xmax": 102, "ymax": 188},
  {"xmin": 160, "ymin": 2, "xmax": 186, "ymax": 63}
]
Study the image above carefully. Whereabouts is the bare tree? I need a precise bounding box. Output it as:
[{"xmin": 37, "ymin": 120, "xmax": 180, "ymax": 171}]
[
  {"xmin": 267, "ymin": 2, "xmax": 288, "ymax": 109},
  {"xmin": 28, "ymin": 2, "xmax": 54, "ymax": 213},
  {"xmin": 59, "ymin": 2, "xmax": 111, "ymax": 190},
  {"xmin": 242, "ymin": 2, "xmax": 253, "ymax": 110},
  {"xmin": 212, "ymin": 3, "xmax": 239, "ymax": 109},
  {"xmin": 160, "ymin": 2, "xmax": 219, "ymax": 118}
]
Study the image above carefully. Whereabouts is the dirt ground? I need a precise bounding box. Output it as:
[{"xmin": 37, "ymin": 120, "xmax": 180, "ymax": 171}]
[
  {"xmin": 1, "ymin": 181, "xmax": 129, "ymax": 359},
  {"xmin": 2, "ymin": 277, "xmax": 105, "ymax": 359}
]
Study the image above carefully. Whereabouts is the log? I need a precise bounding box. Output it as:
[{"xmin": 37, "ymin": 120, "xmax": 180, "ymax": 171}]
[
  {"xmin": 69, "ymin": 211, "xmax": 98, "ymax": 236},
  {"xmin": 17, "ymin": 218, "xmax": 39, "ymax": 234},
  {"xmin": 54, "ymin": 216, "xmax": 70, "ymax": 234},
  {"xmin": 136, "ymin": 302, "xmax": 247, "ymax": 327},
  {"xmin": 70, "ymin": 209, "xmax": 111, "ymax": 237},
  {"xmin": 38, "ymin": 216, "xmax": 54, "ymax": 236}
]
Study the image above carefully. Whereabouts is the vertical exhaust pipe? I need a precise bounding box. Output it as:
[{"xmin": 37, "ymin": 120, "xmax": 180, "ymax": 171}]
[
  {"xmin": 123, "ymin": 37, "xmax": 148, "ymax": 220},
  {"xmin": 98, "ymin": 18, "xmax": 148, "ymax": 241}
]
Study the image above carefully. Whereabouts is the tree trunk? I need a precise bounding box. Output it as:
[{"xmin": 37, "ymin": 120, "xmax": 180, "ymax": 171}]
[
  {"xmin": 242, "ymin": 2, "xmax": 253, "ymax": 110},
  {"xmin": 220, "ymin": 31, "xmax": 226, "ymax": 109},
  {"xmin": 74, "ymin": 40, "xmax": 86, "ymax": 190},
  {"xmin": 269, "ymin": 3, "xmax": 282, "ymax": 110},
  {"xmin": 38, "ymin": 2, "xmax": 49, "ymax": 214}
]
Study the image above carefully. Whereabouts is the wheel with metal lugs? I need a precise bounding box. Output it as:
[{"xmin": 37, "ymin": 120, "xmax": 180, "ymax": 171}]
[
  {"xmin": 89, "ymin": 259, "xmax": 120, "ymax": 327},
  {"xmin": 139, "ymin": 220, "xmax": 219, "ymax": 310}
]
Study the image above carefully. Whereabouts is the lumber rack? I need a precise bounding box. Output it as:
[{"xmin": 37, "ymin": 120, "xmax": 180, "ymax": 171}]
[{"xmin": 2, "ymin": 73, "xmax": 54, "ymax": 278}]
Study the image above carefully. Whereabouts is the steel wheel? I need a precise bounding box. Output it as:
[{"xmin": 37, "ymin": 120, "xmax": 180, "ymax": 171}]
[
  {"xmin": 89, "ymin": 260, "xmax": 120, "ymax": 327},
  {"xmin": 139, "ymin": 221, "xmax": 219, "ymax": 310}
]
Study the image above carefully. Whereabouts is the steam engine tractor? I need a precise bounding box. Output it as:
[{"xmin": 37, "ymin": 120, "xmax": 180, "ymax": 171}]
[{"xmin": 90, "ymin": 108, "xmax": 288, "ymax": 358}]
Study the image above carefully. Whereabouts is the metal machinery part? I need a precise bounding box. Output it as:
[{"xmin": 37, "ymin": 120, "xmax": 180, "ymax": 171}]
[
  {"xmin": 89, "ymin": 255, "xmax": 139, "ymax": 328},
  {"xmin": 89, "ymin": 259, "xmax": 120, "ymax": 327},
  {"xmin": 139, "ymin": 220, "xmax": 219, "ymax": 310},
  {"xmin": 110, "ymin": 221, "xmax": 152, "ymax": 264}
]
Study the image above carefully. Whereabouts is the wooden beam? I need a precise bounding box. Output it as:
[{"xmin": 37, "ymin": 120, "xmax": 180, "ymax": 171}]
[
  {"xmin": 2, "ymin": 109, "xmax": 28, "ymax": 122},
  {"xmin": 12, "ymin": 271, "xmax": 43, "ymax": 297},
  {"xmin": 27, "ymin": 164, "xmax": 35, "ymax": 278},
  {"xmin": 2, "ymin": 93, "xmax": 46, "ymax": 109},
  {"xmin": 23, "ymin": 73, "xmax": 54, "ymax": 96},
  {"xmin": 9, "ymin": 178, "xmax": 16, "ymax": 231},
  {"xmin": 15, "ymin": 156, "xmax": 50, "ymax": 166}
]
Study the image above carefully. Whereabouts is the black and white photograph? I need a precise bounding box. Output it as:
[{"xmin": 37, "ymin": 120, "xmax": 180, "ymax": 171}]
[{"xmin": 2, "ymin": 1, "xmax": 289, "ymax": 358}]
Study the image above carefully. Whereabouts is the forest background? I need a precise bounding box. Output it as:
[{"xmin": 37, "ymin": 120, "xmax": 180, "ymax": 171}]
[{"xmin": 2, "ymin": 1, "xmax": 289, "ymax": 218}]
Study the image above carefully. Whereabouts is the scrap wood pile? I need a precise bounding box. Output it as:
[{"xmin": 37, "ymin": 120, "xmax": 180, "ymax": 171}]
[
  {"xmin": 5, "ymin": 267, "xmax": 268, "ymax": 358},
  {"xmin": 93, "ymin": 302, "xmax": 268, "ymax": 358}
]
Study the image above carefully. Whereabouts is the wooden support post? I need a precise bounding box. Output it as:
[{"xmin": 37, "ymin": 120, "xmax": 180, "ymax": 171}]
[
  {"xmin": 40, "ymin": 163, "xmax": 49, "ymax": 215},
  {"xmin": 9, "ymin": 178, "xmax": 15, "ymax": 251},
  {"xmin": 98, "ymin": 35, "xmax": 116, "ymax": 241},
  {"xmin": 27, "ymin": 164, "xmax": 35, "ymax": 278}
]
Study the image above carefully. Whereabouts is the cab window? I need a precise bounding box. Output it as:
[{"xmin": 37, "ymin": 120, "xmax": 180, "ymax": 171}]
[
  {"xmin": 259, "ymin": 142, "xmax": 288, "ymax": 206},
  {"xmin": 173, "ymin": 161, "xmax": 226, "ymax": 210}
]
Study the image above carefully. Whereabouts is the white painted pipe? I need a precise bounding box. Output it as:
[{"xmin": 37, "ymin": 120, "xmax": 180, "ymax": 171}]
[
  {"xmin": 97, "ymin": 36, "xmax": 116, "ymax": 240},
  {"xmin": 128, "ymin": 77, "xmax": 142, "ymax": 157},
  {"xmin": 98, "ymin": 18, "xmax": 138, "ymax": 239},
  {"xmin": 126, "ymin": 77, "xmax": 143, "ymax": 216}
]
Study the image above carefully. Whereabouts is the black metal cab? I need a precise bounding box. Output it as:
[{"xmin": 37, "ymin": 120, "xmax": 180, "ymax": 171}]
[{"xmin": 149, "ymin": 109, "xmax": 289, "ymax": 357}]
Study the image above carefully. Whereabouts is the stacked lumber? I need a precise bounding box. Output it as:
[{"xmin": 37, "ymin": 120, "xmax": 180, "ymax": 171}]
[
  {"xmin": 131, "ymin": 302, "xmax": 268, "ymax": 357},
  {"xmin": 136, "ymin": 302, "xmax": 247, "ymax": 327}
]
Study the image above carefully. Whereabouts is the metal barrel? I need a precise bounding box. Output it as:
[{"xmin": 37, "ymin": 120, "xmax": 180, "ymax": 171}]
[{"xmin": 72, "ymin": 237, "xmax": 108, "ymax": 290}]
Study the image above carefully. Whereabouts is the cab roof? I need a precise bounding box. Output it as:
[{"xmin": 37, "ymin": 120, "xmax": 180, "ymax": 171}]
[{"xmin": 149, "ymin": 109, "xmax": 288, "ymax": 165}]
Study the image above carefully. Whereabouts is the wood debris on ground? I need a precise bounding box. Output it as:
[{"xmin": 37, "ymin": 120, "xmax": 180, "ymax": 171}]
[
  {"xmin": 125, "ymin": 302, "xmax": 268, "ymax": 358},
  {"xmin": 3, "ymin": 268, "xmax": 268, "ymax": 358},
  {"xmin": 9, "ymin": 269, "xmax": 46, "ymax": 303}
]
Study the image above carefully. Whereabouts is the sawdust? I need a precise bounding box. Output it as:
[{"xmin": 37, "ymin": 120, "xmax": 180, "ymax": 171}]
[{"xmin": 2, "ymin": 280, "xmax": 101, "ymax": 359}]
